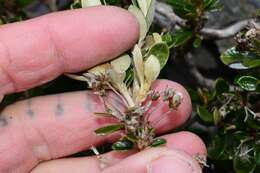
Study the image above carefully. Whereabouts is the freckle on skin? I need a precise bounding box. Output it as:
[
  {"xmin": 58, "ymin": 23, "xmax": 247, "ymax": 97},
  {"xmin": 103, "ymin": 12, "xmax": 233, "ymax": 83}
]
[
  {"xmin": 85, "ymin": 92, "xmax": 93, "ymax": 112},
  {"xmin": 55, "ymin": 103, "xmax": 64, "ymax": 116},
  {"xmin": 55, "ymin": 95, "xmax": 64, "ymax": 116},
  {"xmin": 27, "ymin": 109, "xmax": 35, "ymax": 117},
  {"xmin": 0, "ymin": 116, "xmax": 8, "ymax": 127}
]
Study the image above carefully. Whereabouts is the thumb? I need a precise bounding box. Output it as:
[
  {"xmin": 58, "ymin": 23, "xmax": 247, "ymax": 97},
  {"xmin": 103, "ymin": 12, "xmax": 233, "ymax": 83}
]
[{"xmin": 102, "ymin": 147, "xmax": 202, "ymax": 173}]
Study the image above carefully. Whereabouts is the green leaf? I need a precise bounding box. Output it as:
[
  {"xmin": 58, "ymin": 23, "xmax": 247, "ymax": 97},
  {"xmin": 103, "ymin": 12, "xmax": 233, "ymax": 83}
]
[
  {"xmin": 112, "ymin": 140, "xmax": 134, "ymax": 150},
  {"xmin": 124, "ymin": 68, "xmax": 134, "ymax": 87},
  {"xmin": 232, "ymin": 131, "xmax": 249, "ymax": 146},
  {"xmin": 197, "ymin": 88, "xmax": 210, "ymax": 105},
  {"xmin": 258, "ymin": 9, "xmax": 260, "ymax": 16},
  {"xmin": 215, "ymin": 78, "xmax": 229, "ymax": 96},
  {"xmin": 193, "ymin": 37, "xmax": 202, "ymax": 48},
  {"xmin": 166, "ymin": 0, "xmax": 196, "ymax": 19},
  {"xmin": 203, "ymin": 0, "xmax": 222, "ymax": 11},
  {"xmin": 172, "ymin": 29, "xmax": 193, "ymax": 48},
  {"xmin": 150, "ymin": 138, "xmax": 167, "ymax": 147},
  {"xmin": 254, "ymin": 145, "xmax": 260, "ymax": 165},
  {"xmin": 148, "ymin": 42, "xmax": 169, "ymax": 69},
  {"xmin": 196, "ymin": 105, "xmax": 214, "ymax": 124},
  {"xmin": 94, "ymin": 112, "xmax": 114, "ymax": 117},
  {"xmin": 213, "ymin": 108, "xmax": 222, "ymax": 125},
  {"xmin": 187, "ymin": 88, "xmax": 201, "ymax": 103},
  {"xmin": 235, "ymin": 76, "xmax": 259, "ymax": 91},
  {"xmin": 208, "ymin": 135, "xmax": 228, "ymax": 160},
  {"xmin": 17, "ymin": 0, "xmax": 33, "ymax": 7},
  {"xmin": 220, "ymin": 47, "xmax": 260, "ymax": 69},
  {"xmin": 125, "ymin": 133, "xmax": 138, "ymax": 142},
  {"xmin": 233, "ymin": 155, "xmax": 256, "ymax": 173},
  {"xmin": 247, "ymin": 114, "xmax": 260, "ymax": 130},
  {"xmin": 94, "ymin": 124, "xmax": 124, "ymax": 136},
  {"xmin": 162, "ymin": 33, "xmax": 175, "ymax": 48},
  {"xmin": 203, "ymin": 0, "xmax": 215, "ymax": 9}
]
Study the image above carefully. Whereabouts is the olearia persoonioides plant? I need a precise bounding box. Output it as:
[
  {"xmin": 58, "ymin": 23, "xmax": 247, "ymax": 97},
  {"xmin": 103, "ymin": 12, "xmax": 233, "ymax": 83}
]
[{"xmin": 68, "ymin": 0, "xmax": 183, "ymax": 151}]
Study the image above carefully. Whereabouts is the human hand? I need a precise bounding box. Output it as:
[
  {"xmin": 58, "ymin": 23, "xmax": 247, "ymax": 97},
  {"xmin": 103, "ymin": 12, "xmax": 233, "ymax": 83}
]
[{"xmin": 0, "ymin": 6, "xmax": 206, "ymax": 173}]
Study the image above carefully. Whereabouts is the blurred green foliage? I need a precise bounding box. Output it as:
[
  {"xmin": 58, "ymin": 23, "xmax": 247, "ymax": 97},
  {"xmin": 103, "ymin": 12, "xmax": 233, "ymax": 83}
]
[
  {"xmin": 0, "ymin": 1, "xmax": 259, "ymax": 172},
  {"xmin": 191, "ymin": 75, "xmax": 259, "ymax": 173}
]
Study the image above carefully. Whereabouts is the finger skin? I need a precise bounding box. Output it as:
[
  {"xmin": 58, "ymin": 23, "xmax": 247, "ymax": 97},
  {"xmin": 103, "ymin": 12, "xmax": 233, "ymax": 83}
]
[
  {"xmin": 164, "ymin": 132, "xmax": 207, "ymax": 156},
  {"xmin": 31, "ymin": 132, "xmax": 206, "ymax": 173},
  {"xmin": 102, "ymin": 148, "xmax": 202, "ymax": 173},
  {"xmin": 31, "ymin": 149, "xmax": 136, "ymax": 173},
  {"xmin": 151, "ymin": 80, "xmax": 192, "ymax": 133},
  {"xmin": 0, "ymin": 6, "xmax": 139, "ymax": 95},
  {"xmin": 0, "ymin": 80, "xmax": 191, "ymax": 173}
]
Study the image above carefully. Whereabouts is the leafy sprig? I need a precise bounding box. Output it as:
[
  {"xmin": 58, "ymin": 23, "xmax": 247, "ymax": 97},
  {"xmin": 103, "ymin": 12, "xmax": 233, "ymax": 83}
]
[{"xmin": 68, "ymin": 0, "xmax": 182, "ymax": 151}]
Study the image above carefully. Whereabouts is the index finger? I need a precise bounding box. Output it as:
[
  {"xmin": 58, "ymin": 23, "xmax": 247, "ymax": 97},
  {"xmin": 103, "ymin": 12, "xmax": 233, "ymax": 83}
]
[{"xmin": 0, "ymin": 6, "xmax": 139, "ymax": 95}]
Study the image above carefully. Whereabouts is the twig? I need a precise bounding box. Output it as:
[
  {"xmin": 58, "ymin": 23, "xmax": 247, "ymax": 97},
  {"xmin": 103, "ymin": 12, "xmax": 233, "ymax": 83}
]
[
  {"xmin": 201, "ymin": 19, "xmax": 254, "ymax": 39},
  {"xmin": 155, "ymin": 1, "xmax": 186, "ymax": 27},
  {"xmin": 155, "ymin": 1, "xmax": 254, "ymax": 39},
  {"xmin": 46, "ymin": 0, "xmax": 58, "ymax": 12},
  {"xmin": 184, "ymin": 53, "xmax": 215, "ymax": 89}
]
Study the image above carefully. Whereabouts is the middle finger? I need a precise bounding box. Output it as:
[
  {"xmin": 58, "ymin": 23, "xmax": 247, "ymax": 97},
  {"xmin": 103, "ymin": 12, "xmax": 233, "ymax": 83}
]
[{"xmin": 0, "ymin": 80, "xmax": 191, "ymax": 171}]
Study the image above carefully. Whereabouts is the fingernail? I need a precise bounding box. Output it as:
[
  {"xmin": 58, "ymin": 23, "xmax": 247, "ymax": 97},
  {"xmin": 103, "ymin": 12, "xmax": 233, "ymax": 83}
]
[{"xmin": 149, "ymin": 155, "xmax": 197, "ymax": 173}]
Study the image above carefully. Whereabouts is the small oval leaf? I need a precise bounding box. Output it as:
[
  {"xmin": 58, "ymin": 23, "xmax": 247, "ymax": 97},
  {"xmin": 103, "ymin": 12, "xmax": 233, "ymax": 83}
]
[
  {"xmin": 94, "ymin": 124, "xmax": 124, "ymax": 136},
  {"xmin": 196, "ymin": 105, "xmax": 214, "ymax": 124},
  {"xmin": 144, "ymin": 55, "xmax": 161, "ymax": 82},
  {"xmin": 112, "ymin": 140, "xmax": 134, "ymax": 150},
  {"xmin": 148, "ymin": 42, "xmax": 169, "ymax": 69},
  {"xmin": 150, "ymin": 138, "xmax": 167, "ymax": 147},
  {"xmin": 107, "ymin": 69, "xmax": 126, "ymax": 87},
  {"xmin": 215, "ymin": 78, "xmax": 229, "ymax": 96},
  {"xmin": 87, "ymin": 63, "xmax": 111, "ymax": 75},
  {"xmin": 111, "ymin": 54, "xmax": 131, "ymax": 73},
  {"xmin": 213, "ymin": 108, "xmax": 222, "ymax": 125},
  {"xmin": 132, "ymin": 44, "xmax": 145, "ymax": 84},
  {"xmin": 220, "ymin": 47, "xmax": 260, "ymax": 69},
  {"xmin": 236, "ymin": 76, "xmax": 259, "ymax": 91},
  {"xmin": 193, "ymin": 37, "xmax": 202, "ymax": 48},
  {"xmin": 153, "ymin": 33, "xmax": 163, "ymax": 43}
]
